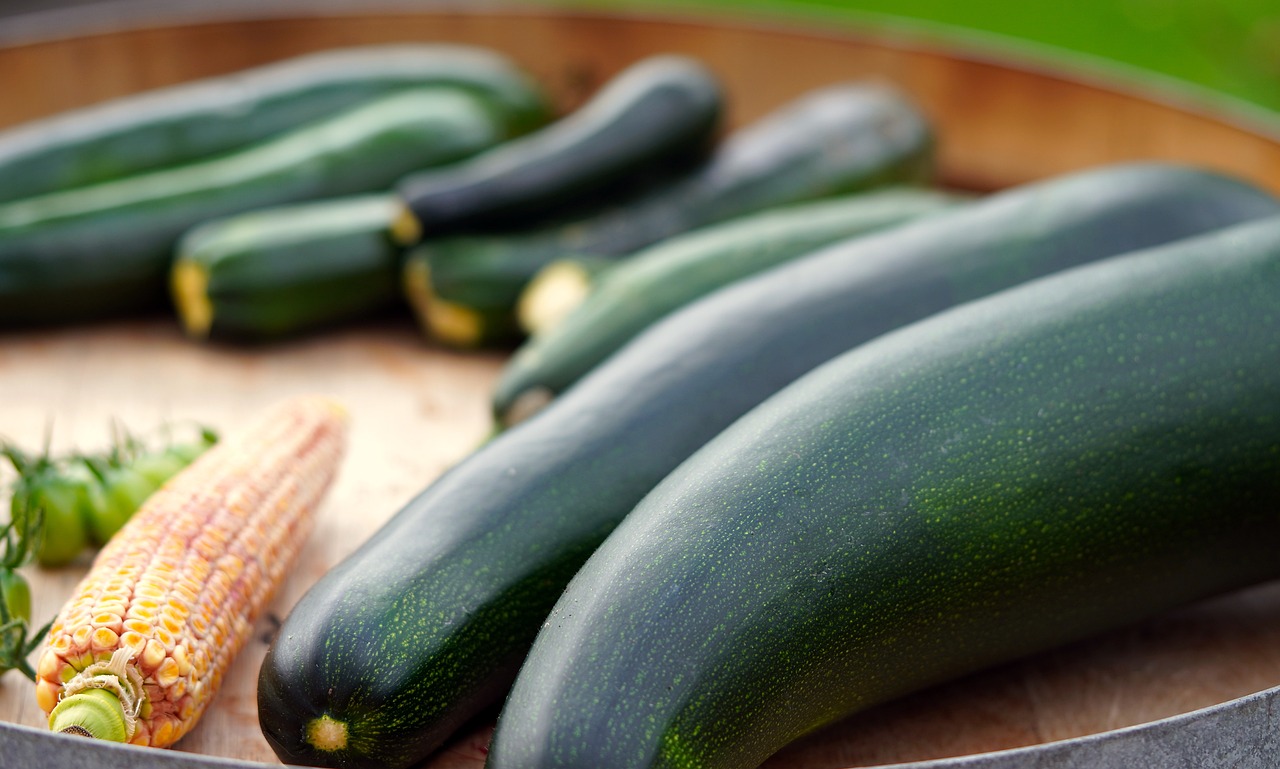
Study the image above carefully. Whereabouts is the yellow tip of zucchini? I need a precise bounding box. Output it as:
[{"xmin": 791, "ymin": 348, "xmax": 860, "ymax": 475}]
[
  {"xmin": 516, "ymin": 259, "xmax": 596, "ymax": 336},
  {"xmin": 426, "ymin": 299, "xmax": 487, "ymax": 348},
  {"xmin": 390, "ymin": 203, "xmax": 424, "ymax": 246},
  {"xmin": 306, "ymin": 714, "xmax": 349, "ymax": 753},
  {"xmin": 403, "ymin": 257, "xmax": 487, "ymax": 348},
  {"xmin": 171, "ymin": 260, "xmax": 214, "ymax": 338}
]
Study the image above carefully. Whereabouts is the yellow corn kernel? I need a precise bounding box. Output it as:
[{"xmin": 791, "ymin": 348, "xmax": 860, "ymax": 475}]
[
  {"xmin": 171, "ymin": 646, "xmax": 192, "ymax": 677},
  {"xmin": 36, "ymin": 396, "xmax": 347, "ymax": 748},
  {"xmin": 35, "ymin": 679, "xmax": 60, "ymax": 714},
  {"xmin": 140, "ymin": 639, "xmax": 166, "ymax": 672},
  {"xmin": 36, "ymin": 651, "xmax": 62, "ymax": 681},
  {"xmin": 151, "ymin": 717, "xmax": 176, "ymax": 748},
  {"xmin": 155, "ymin": 657, "xmax": 180, "ymax": 688},
  {"xmin": 70, "ymin": 625, "xmax": 92, "ymax": 649},
  {"xmin": 90, "ymin": 628, "xmax": 120, "ymax": 651},
  {"xmin": 120, "ymin": 632, "xmax": 147, "ymax": 654},
  {"xmin": 92, "ymin": 612, "xmax": 123, "ymax": 631}
]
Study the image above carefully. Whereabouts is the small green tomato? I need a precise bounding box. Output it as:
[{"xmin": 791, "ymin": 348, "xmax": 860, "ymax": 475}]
[
  {"xmin": 84, "ymin": 463, "xmax": 158, "ymax": 546},
  {"xmin": 0, "ymin": 569, "xmax": 31, "ymax": 624},
  {"xmin": 10, "ymin": 470, "xmax": 91, "ymax": 568}
]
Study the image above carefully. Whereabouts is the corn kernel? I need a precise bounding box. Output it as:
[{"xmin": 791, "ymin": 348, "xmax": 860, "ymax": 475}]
[
  {"xmin": 155, "ymin": 657, "xmax": 181, "ymax": 688},
  {"xmin": 35, "ymin": 679, "xmax": 60, "ymax": 713},
  {"xmin": 120, "ymin": 631, "xmax": 147, "ymax": 653},
  {"xmin": 36, "ymin": 650, "xmax": 61, "ymax": 680},
  {"xmin": 71, "ymin": 625, "xmax": 92, "ymax": 649},
  {"xmin": 141, "ymin": 639, "xmax": 166, "ymax": 671}
]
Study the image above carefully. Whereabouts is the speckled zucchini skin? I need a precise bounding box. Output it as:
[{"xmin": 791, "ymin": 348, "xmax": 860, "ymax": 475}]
[
  {"xmin": 0, "ymin": 88, "xmax": 509, "ymax": 325},
  {"xmin": 402, "ymin": 82, "xmax": 935, "ymax": 344},
  {"xmin": 489, "ymin": 214, "xmax": 1280, "ymax": 769},
  {"xmin": 0, "ymin": 45, "xmax": 549, "ymax": 204},
  {"xmin": 255, "ymin": 164, "xmax": 1278, "ymax": 769},
  {"xmin": 397, "ymin": 55, "xmax": 722, "ymax": 236}
]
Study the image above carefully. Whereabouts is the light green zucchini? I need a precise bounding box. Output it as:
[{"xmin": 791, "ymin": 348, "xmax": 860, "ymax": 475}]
[
  {"xmin": 0, "ymin": 44, "xmax": 549, "ymax": 203},
  {"xmin": 495, "ymin": 188, "xmax": 959, "ymax": 424}
]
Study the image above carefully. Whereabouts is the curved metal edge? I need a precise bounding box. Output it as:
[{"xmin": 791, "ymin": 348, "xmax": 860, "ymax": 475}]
[
  {"xmin": 0, "ymin": 718, "xmax": 284, "ymax": 768},
  {"xmin": 0, "ymin": 683, "xmax": 1276, "ymax": 768},
  {"xmin": 873, "ymin": 683, "xmax": 1280, "ymax": 769},
  {"xmin": 0, "ymin": 3, "xmax": 1276, "ymax": 768}
]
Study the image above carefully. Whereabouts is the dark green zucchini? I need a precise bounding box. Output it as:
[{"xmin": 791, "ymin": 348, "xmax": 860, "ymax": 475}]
[
  {"xmin": 494, "ymin": 188, "xmax": 960, "ymax": 425},
  {"xmin": 171, "ymin": 194, "xmax": 403, "ymax": 340},
  {"xmin": 401, "ymin": 82, "xmax": 935, "ymax": 346},
  {"xmin": 0, "ymin": 45, "xmax": 549, "ymax": 204},
  {"xmin": 489, "ymin": 213, "xmax": 1280, "ymax": 769},
  {"xmin": 257, "ymin": 163, "xmax": 1279, "ymax": 769},
  {"xmin": 0, "ymin": 88, "xmax": 512, "ymax": 325},
  {"xmin": 394, "ymin": 55, "xmax": 722, "ymax": 238}
]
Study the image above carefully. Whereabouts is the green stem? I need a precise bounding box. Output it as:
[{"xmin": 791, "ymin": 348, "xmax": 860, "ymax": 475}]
[{"xmin": 48, "ymin": 688, "xmax": 129, "ymax": 742}]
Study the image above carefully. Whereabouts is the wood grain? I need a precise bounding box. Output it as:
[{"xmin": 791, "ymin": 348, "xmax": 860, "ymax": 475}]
[{"xmin": 1, "ymin": 7, "xmax": 1279, "ymax": 768}]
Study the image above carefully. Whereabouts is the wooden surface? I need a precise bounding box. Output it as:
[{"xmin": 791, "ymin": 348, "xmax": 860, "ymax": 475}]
[{"xmin": 1, "ymin": 7, "xmax": 1279, "ymax": 768}]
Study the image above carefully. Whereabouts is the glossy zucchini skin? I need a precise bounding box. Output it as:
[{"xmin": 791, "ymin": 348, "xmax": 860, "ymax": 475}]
[
  {"xmin": 402, "ymin": 82, "xmax": 935, "ymax": 346},
  {"xmin": 0, "ymin": 45, "xmax": 549, "ymax": 203},
  {"xmin": 171, "ymin": 194, "xmax": 403, "ymax": 341},
  {"xmin": 493, "ymin": 188, "xmax": 959, "ymax": 425},
  {"xmin": 489, "ymin": 214, "xmax": 1280, "ymax": 769},
  {"xmin": 396, "ymin": 55, "xmax": 722, "ymax": 236},
  {"xmin": 256, "ymin": 164, "xmax": 1278, "ymax": 769},
  {"xmin": 0, "ymin": 88, "xmax": 510, "ymax": 325}
]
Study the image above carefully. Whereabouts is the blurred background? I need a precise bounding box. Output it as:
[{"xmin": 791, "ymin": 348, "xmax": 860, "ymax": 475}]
[{"xmin": 3, "ymin": 0, "xmax": 1278, "ymax": 115}]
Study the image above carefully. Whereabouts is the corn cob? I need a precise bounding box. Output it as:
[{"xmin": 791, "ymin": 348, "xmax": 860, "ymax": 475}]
[{"xmin": 33, "ymin": 395, "xmax": 347, "ymax": 747}]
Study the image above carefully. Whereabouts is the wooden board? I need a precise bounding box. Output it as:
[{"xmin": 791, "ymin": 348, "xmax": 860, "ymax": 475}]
[{"xmin": 1, "ymin": 6, "xmax": 1279, "ymax": 768}]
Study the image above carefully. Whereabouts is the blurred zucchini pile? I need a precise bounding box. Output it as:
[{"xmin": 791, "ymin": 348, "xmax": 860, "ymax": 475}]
[{"xmin": 0, "ymin": 44, "xmax": 938, "ymax": 345}]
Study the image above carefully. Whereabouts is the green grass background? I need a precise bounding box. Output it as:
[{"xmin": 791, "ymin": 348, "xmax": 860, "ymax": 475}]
[{"xmin": 593, "ymin": 0, "xmax": 1280, "ymax": 117}]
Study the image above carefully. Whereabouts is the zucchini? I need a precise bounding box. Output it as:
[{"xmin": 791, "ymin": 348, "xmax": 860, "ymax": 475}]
[
  {"xmin": 171, "ymin": 194, "xmax": 403, "ymax": 340},
  {"xmin": 0, "ymin": 88, "xmax": 512, "ymax": 325},
  {"xmin": 401, "ymin": 82, "xmax": 935, "ymax": 346},
  {"xmin": 494, "ymin": 188, "xmax": 960, "ymax": 425},
  {"xmin": 256, "ymin": 163, "xmax": 1279, "ymax": 769},
  {"xmin": 0, "ymin": 45, "xmax": 549, "ymax": 203},
  {"xmin": 394, "ymin": 55, "xmax": 722, "ymax": 238},
  {"xmin": 489, "ymin": 214, "xmax": 1280, "ymax": 769}
]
